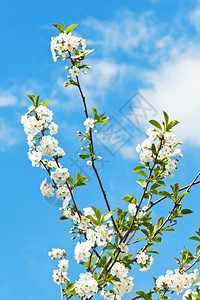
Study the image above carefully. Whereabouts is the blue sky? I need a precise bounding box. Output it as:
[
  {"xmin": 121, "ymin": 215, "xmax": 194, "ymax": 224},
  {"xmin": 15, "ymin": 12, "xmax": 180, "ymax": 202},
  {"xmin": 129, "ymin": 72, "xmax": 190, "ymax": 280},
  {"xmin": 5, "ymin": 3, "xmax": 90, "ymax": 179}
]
[{"xmin": 1, "ymin": 0, "xmax": 200, "ymax": 299}]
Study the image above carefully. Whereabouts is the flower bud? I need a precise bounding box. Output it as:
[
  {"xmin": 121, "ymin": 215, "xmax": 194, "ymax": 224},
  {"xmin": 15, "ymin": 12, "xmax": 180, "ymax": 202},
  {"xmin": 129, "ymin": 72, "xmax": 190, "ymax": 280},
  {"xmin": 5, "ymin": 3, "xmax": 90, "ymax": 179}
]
[
  {"xmin": 63, "ymin": 82, "xmax": 69, "ymax": 87},
  {"xmin": 87, "ymin": 160, "xmax": 92, "ymax": 166}
]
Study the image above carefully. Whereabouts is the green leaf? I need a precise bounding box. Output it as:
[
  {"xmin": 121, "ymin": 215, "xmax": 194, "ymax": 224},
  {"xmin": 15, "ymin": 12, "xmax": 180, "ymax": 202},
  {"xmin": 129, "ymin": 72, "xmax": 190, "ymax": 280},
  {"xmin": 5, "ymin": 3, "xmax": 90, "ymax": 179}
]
[
  {"xmin": 171, "ymin": 183, "xmax": 179, "ymax": 198},
  {"xmin": 178, "ymin": 191, "xmax": 188, "ymax": 199},
  {"xmin": 35, "ymin": 95, "xmax": 40, "ymax": 107},
  {"xmin": 133, "ymin": 169, "xmax": 148, "ymax": 178},
  {"xmin": 149, "ymin": 119, "xmax": 162, "ymax": 131},
  {"xmin": 163, "ymin": 111, "xmax": 169, "ymax": 127},
  {"xmin": 157, "ymin": 217, "xmax": 164, "ymax": 228},
  {"xmin": 151, "ymin": 143, "xmax": 157, "ymax": 153},
  {"xmin": 59, "ymin": 216, "xmax": 67, "ymax": 221},
  {"xmin": 74, "ymin": 171, "xmax": 88, "ymax": 187},
  {"xmin": 92, "ymin": 206, "xmax": 101, "ymax": 221},
  {"xmin": 101, "ymin": 210, "xmax": 115, "ymax": 223},
  {"xmin": 134, "ymin": 165, "xmax": 145, "ymax": 170},
  {"xmin": 79, "ymin": 153, "xmax": 90, "ymax": 160},
  {"xmin": 68, "ymin": 175, "xmax": 74, "ymax": 185},
  {"xmin": 162, "ymin": 226, "xmax": 175, "ymax": 231},
  {"xmin": 136, "ymin": 179, "xmax": 146, "ymax": 188},
  {"xmin": 148, "ymin": 250, "xmax": 160, "ymax": 254},
  {"xmin": 122, "ymin": 194, "xmax": 136, "ymax": 204},
  {"xmin": 189, "ymin": 236, "xmax": 200, "ymax": 242},
  {"xmin": 196, "ymin": 245, "xmax": 200, "ymax": 254},
  {"xmin": 89, "ymin": 255, "xmax": 96, "ymax": 268},
  {"xmin": 181, "ymin": 209, "xmax": 193, "ymax": 215},
  {"xmin": 91, "ymin": 107, "xmax": 98, "ymax": 120},
  {"xmin": 159, "ymin": 191, "xmax": 172, "ymax": 199},
  {"xmin": 107, "ymin": 252, "xmax": 115, "ymax": 260},
  {"xmin": 52, "ymin": 23, "xmax": 64, "ymax": 33},
  {"xmin": 27, "ymin": 94, "xmax": 36, "ymax": 106},
  {"xmin": 86, "ymin": 215, "xmax": 99, "ymax": 226},
  {"xmin": 166, "ymin": 120, "xmax": 180, "ymax": 131},
  {"xmin": 65, "ymin": 24, "xmax": 78, "ymax": 34},
  {"xmin": 40, "ymin": 101, "xmax": 50, "ymax": 107},
  {"xmin": 153, "ymin": 236, "xmax": 162, "ymax": 243},
  {"xmin": 84, "ymin": 49, "xmax": 94, "ymax": 56}
]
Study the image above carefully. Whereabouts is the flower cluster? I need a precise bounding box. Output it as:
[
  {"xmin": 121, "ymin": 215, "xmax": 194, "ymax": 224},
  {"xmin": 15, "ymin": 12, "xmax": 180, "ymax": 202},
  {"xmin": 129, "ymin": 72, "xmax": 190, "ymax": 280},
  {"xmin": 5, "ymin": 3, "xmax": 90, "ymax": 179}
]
[
  {"xmin": 84, "ymin": 117, "xmax": 96, "ymax": 133},
  {"xmin": 74, "ymin": 240, "xmax": 93, "ymax": 263},
  {"xmin": 128, "ymin": 204, "xmax": 147, "ymax": 219},
  {"xmin": 136, "ymin": 251, "xmax": 154, "ymax": 271},
  {"xmin": 21, "ymin": 102, "xmax": 71, "ymax": 207},
  {"xmin": 156, "ymin": 268, "xmax": 199, "ymax": 295},
  {"xmin": 183, "ymin": 289, "xmax": 197, "ymax": 300},
  {"xmin": 51, "ymin": 31, "xmax": 86, "ymax": 62},
  {"xmin": 74, "ymin": 272, "xmax": 98, "ymax": 297},
  {"xmin": 136, "ymin": 127, "xmax": 183, "ymax": 178},
  {"xmin": 48, "ymin": 248, "xmax": 69, "ymax": 285},
  {"xmin": 86, "ymin": 225, "xmax": 114, "ymax": 246},
  {"xmin": 101, "ymin": 262, "xmax": 134, "ymax": 299},
  {"xmin": 74, "ymin": 224, "xmax": 114, "ymax": 263}
]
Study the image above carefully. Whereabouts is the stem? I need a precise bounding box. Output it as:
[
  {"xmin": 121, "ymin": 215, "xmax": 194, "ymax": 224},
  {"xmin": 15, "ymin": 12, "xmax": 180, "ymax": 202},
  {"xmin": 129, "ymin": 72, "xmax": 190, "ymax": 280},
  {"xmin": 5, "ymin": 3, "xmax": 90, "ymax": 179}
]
[
  {"xmin": 73, "ymin": 69, "xmax": 121, "ymax": 237},
  {"xmin": 150, "ymin": 178, "xmax": 200, "ymax": 210},
  {"xmin": 184, "ymin": 254, "xmax": 200, "ymax": 272},
  {"xmin": 122, "ymin": 137, "xmax": 164, "ymax": 243}
]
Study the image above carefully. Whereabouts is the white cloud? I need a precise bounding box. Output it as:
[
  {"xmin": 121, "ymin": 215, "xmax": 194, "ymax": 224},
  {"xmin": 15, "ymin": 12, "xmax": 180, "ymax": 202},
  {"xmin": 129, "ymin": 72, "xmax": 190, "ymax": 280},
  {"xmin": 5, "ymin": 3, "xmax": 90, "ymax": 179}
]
[
  {"xmin": 189, "ymin": 4, "xmax": 200, "ymax": 32},
  {"xmin": 83, "ymin": 10, "xmax": 157, "ymax": 54},
  {"xmin": 0, "ymin": 91, "xmax": 17, "ymax": 107},
  {"xmin": 52, "ymin": 58, "xmax": 127, "ymax": 111},
  {"xmin": 139, "ymin": 45, "xmax": 200, "ymax": 146},
  {"xmin": 0, "ymin": 119, "xmax": 21, "ymax": 151}
]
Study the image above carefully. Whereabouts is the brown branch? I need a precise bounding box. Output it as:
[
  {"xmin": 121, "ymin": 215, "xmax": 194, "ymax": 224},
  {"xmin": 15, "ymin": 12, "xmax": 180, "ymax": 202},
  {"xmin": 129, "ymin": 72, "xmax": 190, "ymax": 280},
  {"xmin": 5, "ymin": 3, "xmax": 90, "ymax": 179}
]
[{"xmin": 69, "ymin": 65, "xmax": 121, "ymax": 237}]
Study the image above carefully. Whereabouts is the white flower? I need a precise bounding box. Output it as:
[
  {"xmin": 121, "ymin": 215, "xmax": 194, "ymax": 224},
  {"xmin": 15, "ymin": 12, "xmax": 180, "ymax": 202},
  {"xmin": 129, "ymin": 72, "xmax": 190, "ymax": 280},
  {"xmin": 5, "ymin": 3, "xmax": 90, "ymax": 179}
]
[
  {"xmin": 78, "ymin": 216, "xmax": 89, "ymax": 231},
  {"xmin": 69, "ymin": 66, "xmax": 79, "ymax": 77},
  {"xmin": 183, "ymin": 289, "xmax": 197, "ymax": 300},
  {"xmin": 87, "ymin": 160, "xmax": 92, "ymax": 166},
  {"xmin": 119, "ymin": 243, "xmax": 129, "ymax": 257},
  {"xmin": 51, "ymin": 168, "xmax": 70, "ymax": 184},
  {"xmin": 156, "ymin": 275, "xmax": 166, "ymax": 289},
  {"xmin": 56, "ymin": 185, "xmax": 71, "ymax": 201},
  {"xmin": 146, "ymin": 128, "xmax": 158, "ymax": 140},
  {"xmin": 136, "ymin": 252, "xmax": 149, "ymax": 265},
  {"xmin": 58, "ymin": 259, "xmax": 69, "ymax": 271},
  {"xmin": 28, "ymin": 149, "xmax": 42, "ymax": 167},
  {"xmin": 74, "ymin": 272, "xmax": 98, "ymax": 297},
  {"xmin": 110, "ymin": 262, "xmax": 128, "ymax": 279},
  {"xmin": 140, "ymin": 150, "xmax": 153, "ymax": 163},
  {"xmin": 86, "ymin": 229, "xmax": 96, "ymax": 245},
  {"xmin": 40, "ymin": 179, "xmax": 54, "ymax": 197},
  {"xmin": 156, "ymin": 269, "xmax": 199, "ymax": 295},
  {"xmin": 74, "ymin": 241, "xmax": 92, "ymax": 263},
  {"xmin": 49, "ymin": 122, "xmax": 58, "ymax": 135},
  {"xmin": 52, "ymin": 269, "xmax": 68, "ymax": 285},
  {"xmin": 83, "ymin": 207, "xmax": 95, "ymax": 217},
  {"xmin": 141, "ymin": 138, "xmax": 152, "ymax": 149},
  {"xmin": 95, "ymin": 225, "xmax": 113, "ymax": 246},
  {"xmin": 164, "ymin": 131, "xmax": 176, "ymax": 146},
  {"xmin": 48, "ymin": 248, "xmax": 66, "ymax": 259},
  {"xmin": 128, "ymin": 203, "xmax": 137, "ymax": 216},
  {"xmin": 84, "ymin": 118, "xmax": 95, "ymax": 132},
  {"xmin": 40, "ymin": 135, "xmax": 58, "ymax": 156},
  {"xmin": 62, "ymin": 208, "xmax": 72, "ymax": 219}
]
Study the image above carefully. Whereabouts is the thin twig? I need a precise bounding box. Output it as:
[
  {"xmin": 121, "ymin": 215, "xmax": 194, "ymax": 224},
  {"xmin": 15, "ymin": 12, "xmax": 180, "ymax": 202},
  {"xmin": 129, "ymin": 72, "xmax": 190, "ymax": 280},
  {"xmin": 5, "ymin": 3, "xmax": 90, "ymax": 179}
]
[
  {"xmin": 72, "ymin": 68, "xmax": 121, "ymax": 237},
  {"xmin": 184, "ymin": 254, "xmax": 200, "ymax": 272}
]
